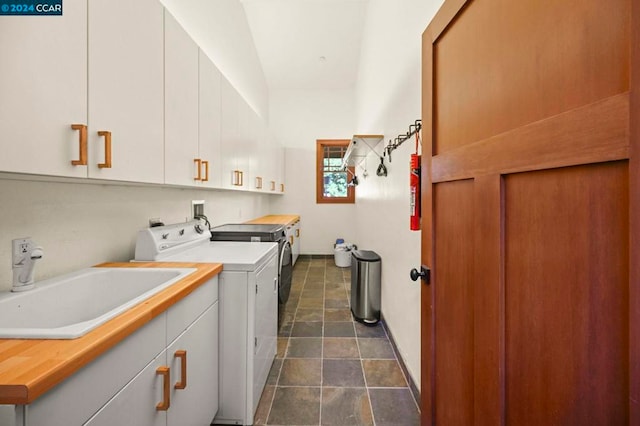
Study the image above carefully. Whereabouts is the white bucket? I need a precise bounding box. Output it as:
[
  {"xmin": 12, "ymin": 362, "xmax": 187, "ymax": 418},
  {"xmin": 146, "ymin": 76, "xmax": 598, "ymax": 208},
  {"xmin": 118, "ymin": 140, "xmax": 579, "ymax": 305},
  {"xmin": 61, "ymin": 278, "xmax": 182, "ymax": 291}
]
[{"xmin": 334, "ymin": 244, "xmax": 353, "ymax": 268}]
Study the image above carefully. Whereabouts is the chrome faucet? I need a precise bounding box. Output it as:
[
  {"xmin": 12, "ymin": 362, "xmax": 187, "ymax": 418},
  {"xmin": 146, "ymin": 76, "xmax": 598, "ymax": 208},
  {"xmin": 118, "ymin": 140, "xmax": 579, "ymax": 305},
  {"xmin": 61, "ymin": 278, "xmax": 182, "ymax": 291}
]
[{"xmin": 12, "ymin": 238, "xmax": 43, "ymax": 292}]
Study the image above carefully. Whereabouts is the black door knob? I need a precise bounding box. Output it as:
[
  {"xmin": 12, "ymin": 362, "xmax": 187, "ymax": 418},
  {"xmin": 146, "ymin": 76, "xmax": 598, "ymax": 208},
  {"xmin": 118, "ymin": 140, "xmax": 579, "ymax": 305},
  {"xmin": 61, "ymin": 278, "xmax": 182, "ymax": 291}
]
[{"xmin": 410, "ymin": 266, "xmax": 430, "ymax": 284}]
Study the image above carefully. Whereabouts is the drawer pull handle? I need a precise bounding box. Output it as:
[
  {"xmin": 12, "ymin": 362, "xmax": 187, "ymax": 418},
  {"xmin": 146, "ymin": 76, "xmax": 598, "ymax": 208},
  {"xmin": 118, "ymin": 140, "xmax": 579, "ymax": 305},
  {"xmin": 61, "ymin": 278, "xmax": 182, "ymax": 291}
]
[
  {"xmin": 290, "ymin": 236, "xmax": 293, "ymax": 246},
  {"xmin": 256, "ymin": 176, "xmax": 263, "ymax": 189},
  {"xmin": 280, "ymin": 183, "xmax": 285, "ymax": 192},
  {"xmin": 194, "ymin": 158, "xmax": 202, "ymax": 181},
  {"xmin": 295, "ymin": 229, "xmax": 300, "ymax": 237},
  {"xmin": 97, "ymin": 131, "xmax": 112, "ymax": 169},
  {"xmin": 202, "ymin": 161, "xmax": 209, "ymax": 182},
  {"xmin": 70, "ymin": 124, "xmax": 87, "ymax": 166},
  {"xmin": 175, "ymin": 350, "xmax": 187, "ymax": 390},
  {"xmin": 156, "ymin": 366, "xmax": 170, "ymax": 411},
  {"xmin": 270, "ymin": 181, "xmax": 276, "ymax": 191}
]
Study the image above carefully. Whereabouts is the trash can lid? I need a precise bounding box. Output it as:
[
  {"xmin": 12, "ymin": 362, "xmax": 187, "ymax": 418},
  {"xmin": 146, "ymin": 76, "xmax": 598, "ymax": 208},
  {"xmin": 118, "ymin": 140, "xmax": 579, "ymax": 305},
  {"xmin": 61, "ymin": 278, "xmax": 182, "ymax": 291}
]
[{"xmin": 351, "ymin": 250, "xmax": 381, "ymax": 262}]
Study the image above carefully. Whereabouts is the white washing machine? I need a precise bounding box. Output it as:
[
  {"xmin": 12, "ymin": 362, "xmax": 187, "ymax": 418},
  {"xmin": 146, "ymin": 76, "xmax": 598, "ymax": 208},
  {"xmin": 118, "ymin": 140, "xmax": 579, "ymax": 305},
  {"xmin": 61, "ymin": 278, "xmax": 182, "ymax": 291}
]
[{"xmin": 135, "ymin": 220, "xmax": 278, "ymax": 426}]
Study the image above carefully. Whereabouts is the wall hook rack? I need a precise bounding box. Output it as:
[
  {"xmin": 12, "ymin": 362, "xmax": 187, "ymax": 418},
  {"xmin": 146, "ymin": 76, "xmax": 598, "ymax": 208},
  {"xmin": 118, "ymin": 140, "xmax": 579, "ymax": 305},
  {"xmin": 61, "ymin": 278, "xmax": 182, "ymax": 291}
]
[{"xmin": 384, "ymin": 119, "xmax": 422, "ymax": 162}]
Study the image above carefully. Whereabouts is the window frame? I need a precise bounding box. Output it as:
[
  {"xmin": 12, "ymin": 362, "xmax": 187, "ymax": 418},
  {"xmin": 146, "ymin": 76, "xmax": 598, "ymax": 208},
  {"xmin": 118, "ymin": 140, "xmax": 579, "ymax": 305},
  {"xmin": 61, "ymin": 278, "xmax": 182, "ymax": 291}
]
[{"xmin": 316, "ymin": 139, "xmax": 355, "ymax": 204}]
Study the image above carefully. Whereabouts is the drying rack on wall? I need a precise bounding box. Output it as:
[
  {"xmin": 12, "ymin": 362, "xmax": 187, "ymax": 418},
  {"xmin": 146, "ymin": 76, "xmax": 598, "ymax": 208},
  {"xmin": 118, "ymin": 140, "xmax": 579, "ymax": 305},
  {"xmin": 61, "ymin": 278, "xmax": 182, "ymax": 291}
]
[
  {"xmin": 383, "ymin": 119, "xmax": 422, "ymax": 162},
  {"xmin": 340, "ymin": 134, "xmax": 384, "ymax": 171}
]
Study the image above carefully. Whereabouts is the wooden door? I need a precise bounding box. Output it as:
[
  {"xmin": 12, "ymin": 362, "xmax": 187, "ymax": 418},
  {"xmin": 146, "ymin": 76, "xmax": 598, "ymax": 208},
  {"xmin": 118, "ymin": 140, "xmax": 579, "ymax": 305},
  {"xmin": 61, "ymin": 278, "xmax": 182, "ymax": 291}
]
[{"xmin": 420, "ymin": 0, "xmax": 639, "ymax": 424}]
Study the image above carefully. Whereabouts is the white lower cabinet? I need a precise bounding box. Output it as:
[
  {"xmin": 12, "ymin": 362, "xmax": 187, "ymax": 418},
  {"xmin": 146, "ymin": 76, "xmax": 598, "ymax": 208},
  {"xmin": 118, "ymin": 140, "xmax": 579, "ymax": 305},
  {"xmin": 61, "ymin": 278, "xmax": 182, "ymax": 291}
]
[
  {"xmin": 166, "ymin": 304, "xmax": 218, "ymax": 426},
  {"xmin": 16, "ymin": 277, "xmax": 218, "ymax": 426},
  {"xmin": 85, "ymin": 304, "xmax": 218, "ymax": 426}
]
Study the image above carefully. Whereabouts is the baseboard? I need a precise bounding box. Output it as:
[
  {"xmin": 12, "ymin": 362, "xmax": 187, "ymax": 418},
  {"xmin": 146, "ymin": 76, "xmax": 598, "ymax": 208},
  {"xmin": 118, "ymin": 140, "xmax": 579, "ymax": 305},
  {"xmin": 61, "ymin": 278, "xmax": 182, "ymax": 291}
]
[{"xmin": 380, "ymin": 314, "xmax": 421, "ymax": 411}]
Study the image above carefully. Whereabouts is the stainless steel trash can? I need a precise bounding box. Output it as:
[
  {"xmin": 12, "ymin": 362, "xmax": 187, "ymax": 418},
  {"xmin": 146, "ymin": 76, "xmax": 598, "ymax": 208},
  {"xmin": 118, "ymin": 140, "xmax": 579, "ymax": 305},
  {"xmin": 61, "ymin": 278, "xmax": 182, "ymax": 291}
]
[{"xmin": 350, "ymin": 250, "xmax": 381, "ymax": 324}]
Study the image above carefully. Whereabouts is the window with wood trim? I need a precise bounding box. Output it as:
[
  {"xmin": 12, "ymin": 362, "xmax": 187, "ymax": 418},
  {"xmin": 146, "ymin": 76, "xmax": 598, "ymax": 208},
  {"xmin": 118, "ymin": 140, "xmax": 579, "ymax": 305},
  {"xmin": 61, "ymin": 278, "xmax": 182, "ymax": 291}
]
[{"xmin": 316, "ymin": 139, "xmax": 355, "ymax": 204}]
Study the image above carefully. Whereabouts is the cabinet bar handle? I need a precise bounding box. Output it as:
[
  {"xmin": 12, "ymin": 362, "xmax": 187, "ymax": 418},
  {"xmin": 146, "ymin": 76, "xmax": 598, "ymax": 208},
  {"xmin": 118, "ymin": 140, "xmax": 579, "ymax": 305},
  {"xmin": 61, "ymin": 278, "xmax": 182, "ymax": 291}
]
[
  {"xmin": 97, "ymin": 131, "xmax": 112, "ymax": 169},
  {"xmin": 156, "ymin": 366, "xmax": 170, "ymax": 411},
  {"xmin": 256, "ymin": 176, "xmax": 263, "ymax": 189},
  {"xmin": 239, "ymin": 171, "xmax": 244, "ymax": 186},
  {"xmin": 70, "ymin": 124, "xmax": 87, "ymax": 166},
  {"xmin": 280, "ymin": 183, "xmax": 285, "ymax": 192},
  {"xmin": 174, "ymin": 350, "xmax": 187, "ymax": 390},
  {"xmin": 232, "ymin": 170, "xmax": 240, "ymax": 186},
  {"xmin": 296, "ymin": 229, "xmax": 300, "ymax": 237},
  {"xmin": 194, "ymin": 158, "xmax": 202, "ymax": 181},
  {"xmin": 202, "ymin": 160, "xmax": 209, "ymax": 182},
  {"xmin": 270, "ymin": 181, "xmax": 276, "ymax": 191},
  {"xmin": 290, "ymin": 236, "xmax": 293, "ymax": 246}
]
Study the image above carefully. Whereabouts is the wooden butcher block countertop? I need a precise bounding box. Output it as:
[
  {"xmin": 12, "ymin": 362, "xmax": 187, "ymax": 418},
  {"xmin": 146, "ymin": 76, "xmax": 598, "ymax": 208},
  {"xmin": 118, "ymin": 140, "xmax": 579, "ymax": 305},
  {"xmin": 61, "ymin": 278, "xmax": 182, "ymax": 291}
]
[
  {"xmin": 0, "ymin": 261, "xmax": 222, "ymax": 405},
  {"xmin": 245, "ymin": 215, "xmax": 300, "ymax": 226}
]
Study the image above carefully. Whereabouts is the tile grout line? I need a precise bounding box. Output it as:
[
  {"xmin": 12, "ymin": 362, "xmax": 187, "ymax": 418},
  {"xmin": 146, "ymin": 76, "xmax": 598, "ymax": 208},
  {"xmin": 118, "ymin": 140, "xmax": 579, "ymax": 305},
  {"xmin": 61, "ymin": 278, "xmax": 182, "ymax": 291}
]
[
  {"xmin": 268, "ymin": 259, "xmax": 311, "ymax": 425},
  {"xmin": 349, "ymin": 268, "xmax": 377, "ymax": 426},
  {"xmin": 318, "ymin": 256, "xmax": 327, "ymax": 426}
]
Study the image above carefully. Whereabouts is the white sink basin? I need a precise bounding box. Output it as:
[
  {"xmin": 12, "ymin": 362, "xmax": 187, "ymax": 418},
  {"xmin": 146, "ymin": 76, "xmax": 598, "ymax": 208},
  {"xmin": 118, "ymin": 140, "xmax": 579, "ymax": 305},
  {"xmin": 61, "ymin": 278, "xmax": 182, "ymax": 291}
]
[{"xmin": 0, "ymin": 267, "xmax": 196, "ymax": 339}]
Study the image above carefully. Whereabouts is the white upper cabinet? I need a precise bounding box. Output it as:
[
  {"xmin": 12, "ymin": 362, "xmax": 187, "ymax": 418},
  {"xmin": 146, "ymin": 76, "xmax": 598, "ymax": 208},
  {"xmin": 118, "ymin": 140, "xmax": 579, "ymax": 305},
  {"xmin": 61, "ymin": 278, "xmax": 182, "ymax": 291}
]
[
  {"xmin": 88, "ymin": 0, "xmax": 165, "ymax": 183},
  {"xmin": 198, "ymin": 51, "xmax": 222, "ymax": 188},
  {"xmin": 164, "ymin": 10, "xmax": 199, "ymax": 187},
  {"xmin": 249, "ymin": 114, "xmax": 266, "ymax": 191},
  {"xmin": 220, "ymin": 78, "xmax": 239, "ymax": 189},
  {"xmin": 0, "ymin": 0, "xmax": 87, "ymax": 178},
  {"xmin": 236, "ymin": 100, "xmax": 251, "ymax": 189},
  {"xmin": 0, "ymin": 0, "xmax": 284, "ymax": 193}
]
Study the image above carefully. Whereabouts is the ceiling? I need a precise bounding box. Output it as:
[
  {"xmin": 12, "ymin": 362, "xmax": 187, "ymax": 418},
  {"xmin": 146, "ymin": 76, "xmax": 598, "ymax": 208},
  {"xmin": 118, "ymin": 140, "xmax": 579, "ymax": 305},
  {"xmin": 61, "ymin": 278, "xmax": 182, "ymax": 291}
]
[{"xmin": 240, "ymin": 0, "xmax": 369, "ymax": 91}]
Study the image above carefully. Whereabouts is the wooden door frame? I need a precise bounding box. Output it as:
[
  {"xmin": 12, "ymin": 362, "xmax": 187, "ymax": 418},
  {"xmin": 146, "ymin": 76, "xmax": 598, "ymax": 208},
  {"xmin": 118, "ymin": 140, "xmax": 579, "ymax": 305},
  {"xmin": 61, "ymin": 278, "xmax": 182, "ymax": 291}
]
[
  {"xmin": 420, "ymin": 0, "xmax": 640, "ymax": 423},
  {"xmin": 630, "ymin": 0, "xmax": 640, "ymax": 422}
]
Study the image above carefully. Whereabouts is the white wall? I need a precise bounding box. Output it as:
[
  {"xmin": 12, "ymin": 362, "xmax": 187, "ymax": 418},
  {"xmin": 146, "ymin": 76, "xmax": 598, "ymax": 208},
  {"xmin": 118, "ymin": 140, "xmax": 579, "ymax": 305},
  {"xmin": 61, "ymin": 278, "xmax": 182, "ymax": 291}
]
[
  {"xmin": 0, "ymin": 177, "xmax": 271, "ymax": 292},
  {"xmin": 270, "ymin": 89, "xmax": 357, "ymax": 254},
  {"xmin": 353, "ymin": 0, "xmax": 444, "ymax": 390},
  {"xmin": 159, "ymin": 0, "xmax": 269, "ymax": 119}
]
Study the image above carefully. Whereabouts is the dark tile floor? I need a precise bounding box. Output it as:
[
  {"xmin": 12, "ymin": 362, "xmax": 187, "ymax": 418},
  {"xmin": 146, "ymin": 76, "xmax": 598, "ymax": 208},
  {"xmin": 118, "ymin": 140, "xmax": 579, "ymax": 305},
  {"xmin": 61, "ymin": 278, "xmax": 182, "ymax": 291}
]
[{"xmin": 254, "ymin": 256, "xmax": 420, "ymax": 426}]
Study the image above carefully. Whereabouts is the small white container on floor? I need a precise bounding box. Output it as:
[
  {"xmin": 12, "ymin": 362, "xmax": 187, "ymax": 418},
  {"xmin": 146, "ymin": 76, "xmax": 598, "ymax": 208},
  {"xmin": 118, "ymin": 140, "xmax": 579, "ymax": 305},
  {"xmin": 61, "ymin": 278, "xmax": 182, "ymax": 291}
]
[{"xmin": 334, "ymin": 243, "xmax": 354, "ymax": 267}]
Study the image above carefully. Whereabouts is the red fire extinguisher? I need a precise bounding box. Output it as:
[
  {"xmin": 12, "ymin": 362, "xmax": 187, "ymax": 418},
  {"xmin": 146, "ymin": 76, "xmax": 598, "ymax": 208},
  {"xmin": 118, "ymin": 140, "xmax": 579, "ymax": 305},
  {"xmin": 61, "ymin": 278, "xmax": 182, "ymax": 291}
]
[
  {"xmin": 410, "ymin": 153, "xmax": 421, "ymax": 231},
  {"xmin": 410, "ymin": 125, "xmax": 421, "ymax": 231}
]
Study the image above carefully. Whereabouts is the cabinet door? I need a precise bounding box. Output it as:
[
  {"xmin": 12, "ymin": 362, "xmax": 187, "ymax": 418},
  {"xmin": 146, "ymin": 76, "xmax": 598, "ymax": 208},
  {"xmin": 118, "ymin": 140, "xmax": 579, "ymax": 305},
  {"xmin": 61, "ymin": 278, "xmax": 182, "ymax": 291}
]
[
  {"xmin": 167, "ymin": 303, "xmax": 219, "ymax": 426},
  {"xmin": 88, "ymin": 0, "xmax": 164, "ymax": 183},
  {"xmin": 235, "ymin": 100, "xmax": 250, "ymax": 189},
  {"xmin": 164, "ymin": 10, "xmax": 199, "ymax": 186},
  {"xmin": 276, "ymin": 144, "xmax": 286, "ymax": 193},
  {"xmin": 219, "ymin": 78, "xmax": 238, "ymax": 189},
  {"xmin": 199, "ymin": 51, "xmax": 222, "ymax": 188},
  {"xmin": 83, "ymin": 350, "xmax": 168, "ymax": 426},
  {"xmin": 0, "ymin": 0, "xmax": 87, "ymax": 178},
  {"xmin": 247, "ymin": 109, "xmax": 262, "ymax": 191},
  {"xmin": 264, "ymin": 134, "xmax": 278, "ymax": 192}
]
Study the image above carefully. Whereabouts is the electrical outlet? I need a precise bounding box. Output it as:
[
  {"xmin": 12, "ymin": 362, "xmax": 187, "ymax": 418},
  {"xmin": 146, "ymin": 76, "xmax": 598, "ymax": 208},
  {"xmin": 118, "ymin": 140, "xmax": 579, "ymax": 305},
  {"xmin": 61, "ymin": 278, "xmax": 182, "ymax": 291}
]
[
  {"xmin": 192, "ymin": 200, "xmax": 205, "ymax": 219},
  {"xmin": 12, "ymin": 237, "xmax": 32, "ymax": 265}
]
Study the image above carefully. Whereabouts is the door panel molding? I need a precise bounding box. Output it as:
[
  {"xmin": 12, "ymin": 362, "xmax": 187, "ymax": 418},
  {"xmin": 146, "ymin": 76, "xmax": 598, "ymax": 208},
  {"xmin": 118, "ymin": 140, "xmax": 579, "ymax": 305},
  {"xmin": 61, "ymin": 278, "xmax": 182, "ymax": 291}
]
[{"xmin": 432, "ymin": 94, "xmax": 629, "ymax": 183}]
